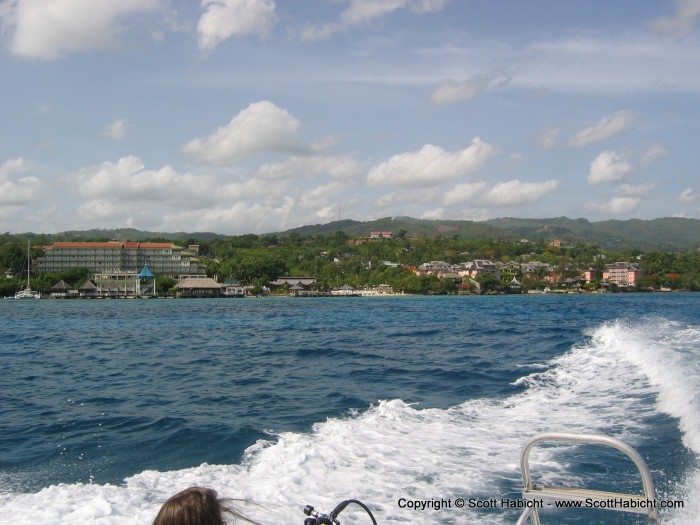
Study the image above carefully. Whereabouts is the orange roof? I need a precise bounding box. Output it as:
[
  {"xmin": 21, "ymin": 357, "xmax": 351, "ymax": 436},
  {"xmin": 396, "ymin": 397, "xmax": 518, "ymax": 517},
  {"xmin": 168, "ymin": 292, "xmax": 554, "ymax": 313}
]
[
  {"xmin": 138, "ymin": 243, "xmax": 176, "ymax": 248},
  {"xmin": 48, "ymin": 241, "xmax": 176, "ymax": 250},
  {"xmin": 51, "ymin": 242, "xmax": 124, "ymax": 249}
]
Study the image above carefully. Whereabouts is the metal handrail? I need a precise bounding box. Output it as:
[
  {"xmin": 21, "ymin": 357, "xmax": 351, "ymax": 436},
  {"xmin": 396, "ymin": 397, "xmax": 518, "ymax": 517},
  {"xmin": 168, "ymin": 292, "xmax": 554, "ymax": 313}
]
[{"xmin": 517, "ymin": 432, "xmax": 659, "ymax": 524}]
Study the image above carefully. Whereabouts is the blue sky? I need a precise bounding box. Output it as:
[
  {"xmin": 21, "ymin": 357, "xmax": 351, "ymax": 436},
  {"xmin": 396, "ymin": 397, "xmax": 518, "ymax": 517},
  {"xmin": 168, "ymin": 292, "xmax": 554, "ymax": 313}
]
[{"xmin": 0, "ymin": 0, "xmax": 699, "ymax": 234}]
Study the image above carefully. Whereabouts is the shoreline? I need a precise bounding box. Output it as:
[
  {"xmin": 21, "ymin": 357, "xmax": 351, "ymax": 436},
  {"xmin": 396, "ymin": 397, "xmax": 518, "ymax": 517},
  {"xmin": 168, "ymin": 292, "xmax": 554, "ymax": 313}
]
[{"xmin": 6, "ymin": 288, "xmax": 695, "ymax": 300}]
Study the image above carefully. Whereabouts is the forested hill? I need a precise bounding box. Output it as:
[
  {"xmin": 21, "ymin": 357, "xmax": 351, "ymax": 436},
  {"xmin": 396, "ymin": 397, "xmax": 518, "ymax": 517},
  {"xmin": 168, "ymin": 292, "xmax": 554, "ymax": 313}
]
[
  {"xmin": 7, "ymin": 217, "xmax": 700, "ymax": 252},
  {"xmin": 284, "ymin": 217, "xmax": 700, "ymax": 251}
]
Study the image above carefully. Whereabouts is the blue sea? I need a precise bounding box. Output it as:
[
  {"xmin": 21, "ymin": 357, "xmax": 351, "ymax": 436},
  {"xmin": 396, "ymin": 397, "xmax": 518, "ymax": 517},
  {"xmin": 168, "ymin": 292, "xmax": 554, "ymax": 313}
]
[{"xmin": 1, "ymin": 294, "xmax": 699, "ymax": 524}]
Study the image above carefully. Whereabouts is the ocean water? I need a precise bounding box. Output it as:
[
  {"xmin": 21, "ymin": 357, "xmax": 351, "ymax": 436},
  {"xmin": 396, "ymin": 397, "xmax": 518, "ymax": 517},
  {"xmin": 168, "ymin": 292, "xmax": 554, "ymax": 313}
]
[{"xmin": 0, "ymin": 294, "xmax": 698, "ymax": 524}]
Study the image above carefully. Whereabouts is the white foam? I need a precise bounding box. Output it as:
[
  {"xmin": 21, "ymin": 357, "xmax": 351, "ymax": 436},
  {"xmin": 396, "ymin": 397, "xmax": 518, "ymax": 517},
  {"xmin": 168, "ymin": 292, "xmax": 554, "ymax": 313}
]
[
  {"xmin": 2, "ymin": 318, "xmax": 699, "ymax": 525},
  {"xmin": 594, "ymin": 319, "xmax": 700, "ymax": 454}
]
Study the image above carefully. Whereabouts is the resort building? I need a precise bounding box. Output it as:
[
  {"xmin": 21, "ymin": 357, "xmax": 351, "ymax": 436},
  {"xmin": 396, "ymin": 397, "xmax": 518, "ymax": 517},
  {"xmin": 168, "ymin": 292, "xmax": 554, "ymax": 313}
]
[
  {"xmin": 175, "ymin": 276, "xmax": 224, "ymax": 298},
  {"xmin": 415, "ymin": 261, "xmax": 455, "ymax": 277},
  {"xmin": 603, "ymin": 261, "xmax": 643, "ymax": 287},
  {"xmin": 465, "ymin": 260, "xmax": 501, "ymax": 279},
  {"xmin": 35, "ymin": 242, "xmax": 205, "ymax": 277},
  {"xmin": 414, "ymin": 260, "xmax": 502, "ymax": 280},
  {"xmin": 521, "ymin": 262, "xmax": 555, "ymax": 280},
  {"xmin": 269, "ymin": 277, "xmax": 317, "ymax": 290}
]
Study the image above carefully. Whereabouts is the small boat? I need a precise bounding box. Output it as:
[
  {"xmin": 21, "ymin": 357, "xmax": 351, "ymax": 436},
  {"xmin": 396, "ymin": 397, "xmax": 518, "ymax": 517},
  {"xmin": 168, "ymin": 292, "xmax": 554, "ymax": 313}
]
[{"xmin": 14, "ymin": 241, "xmax": 41, "ymax": 299}]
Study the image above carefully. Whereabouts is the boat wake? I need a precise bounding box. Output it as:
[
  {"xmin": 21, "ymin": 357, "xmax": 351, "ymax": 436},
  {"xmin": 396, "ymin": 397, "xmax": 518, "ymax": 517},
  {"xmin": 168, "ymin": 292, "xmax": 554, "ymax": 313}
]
[{"xmin": 1, "ymin": 317, "xmax": 699, "ymax": 524}]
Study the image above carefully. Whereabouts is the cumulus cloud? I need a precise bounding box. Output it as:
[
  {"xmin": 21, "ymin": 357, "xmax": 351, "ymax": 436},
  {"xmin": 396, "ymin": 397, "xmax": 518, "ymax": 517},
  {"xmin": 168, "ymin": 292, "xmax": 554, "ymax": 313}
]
[
  {"xmin": 297, "ymin": 181, "xmax": 353, "ymax": 216},
  {"xmin": 568, "ymin": 110, "xmax": 638, "ymax": 147},
  {"xmin": 678, "ymin": 188, "xmax": 697, "ymax": 203},
  {"xmin": 618, "ymin": 183, "xmax": 655, "ymax": 197},
  {"xmin": 0, "ymin": 157, "xmax": 41, "ymax": 205},
  {"xmin": 66, "ymin": 152, "xmax": 364, "ymax": 233},
  {"xmin": 182, "ymin": 101, "xmax": 307, "ymax": 164},
  {"xmin": 442, "ymin": 181, "xmax": 487, "ymax": 206},
  {"xmin": 640, "ymin": 143, "xmax": 668, "ymax": 166},
  {"xmin": 72, "ymin": 156, "xmax": 216, "ymax": 206},
  {"xmin": 103, "ymin": 119, "xmax": 128, "ymax": 141},
  {"xmin": 198, "ymin": 0, "xmax": 276, "ymax": 52},
  {"xmin": 158, "ymin": 200, "xmax": 292, "ymax": 234},
  {"xmin": 585, "ymin": 197, "xmax": 640, "ymax": 215},
  {"xmin": 480, "ymin": 179, "xmax": 559, "ymax": 206},
  {"xmin": 156, "ymin": 177, "xmax": 356, "ymax": 234},
  {"xmin": 301, "ymin": 0, "xmax": 446, "ymax": 41},
  {"xmin": 587, "ymin": 150, "xmax": 632, "ymax": 185},
  {"xmin": 367, "ymin": 138, "xmax": 496, "ymax": 187},
  {"xmin": 2, "ymin": 0, "xmax": 161, "ymax": 59},
  {"xmin": 430, "ymin": 69, "xmax": 513, "ymax": 105},
  {"xmin": 0, "ymin": 157, "xmax": 30, "ymax": 177},
  {"xmin": 652, "ymin": 0, "xmax": 700, "ymax": 36},
  {"xmin": 77, "ymin": 199, "xmax": 134, "ymax": 221},
  {"xmin": 375, "ymin": 187, "xmax": 441, "ymax": 208},
  {"xmin": 253, "ymin": 155, "xmax": 365, "ymax": 181}
]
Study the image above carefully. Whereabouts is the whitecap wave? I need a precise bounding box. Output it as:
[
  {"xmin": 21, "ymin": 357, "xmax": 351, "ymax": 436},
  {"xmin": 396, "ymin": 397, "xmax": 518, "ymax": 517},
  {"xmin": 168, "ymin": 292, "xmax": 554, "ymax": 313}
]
[{"xmin": 2, "ymin": 318, "xmax": 698, "ymax": 524}]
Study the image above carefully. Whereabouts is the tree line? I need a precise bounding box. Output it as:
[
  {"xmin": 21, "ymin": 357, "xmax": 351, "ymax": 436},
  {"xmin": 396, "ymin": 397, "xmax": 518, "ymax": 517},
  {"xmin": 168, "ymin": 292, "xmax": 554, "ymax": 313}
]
[{"xmin": 2, "ymin": 231, "xmax": 698, "ymax": 296}]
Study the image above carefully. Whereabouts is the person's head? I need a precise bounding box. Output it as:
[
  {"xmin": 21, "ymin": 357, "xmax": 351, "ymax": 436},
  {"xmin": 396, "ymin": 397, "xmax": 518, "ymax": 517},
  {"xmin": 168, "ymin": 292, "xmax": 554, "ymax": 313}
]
[{"xmin": 152, "ymin": 486, "xmax": 257, "ymax": 525}]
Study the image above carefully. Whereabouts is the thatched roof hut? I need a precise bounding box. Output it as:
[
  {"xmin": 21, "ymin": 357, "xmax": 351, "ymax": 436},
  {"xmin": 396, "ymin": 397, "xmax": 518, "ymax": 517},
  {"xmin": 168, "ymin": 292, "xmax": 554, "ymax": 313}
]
[
  {"xmin": 175, "ymin": 277, "xmax": 223, "ymax": 297},
  {"xmin": 52, "ymin": 280, "xmax": 70, "ymax": 290},
  {"xmin": 79, "ymin": 280, "xmax": 98, "ymax": 296},
  {"xmin": 80, "ymin": 280, "xmax": 97, "ymax": 291}
]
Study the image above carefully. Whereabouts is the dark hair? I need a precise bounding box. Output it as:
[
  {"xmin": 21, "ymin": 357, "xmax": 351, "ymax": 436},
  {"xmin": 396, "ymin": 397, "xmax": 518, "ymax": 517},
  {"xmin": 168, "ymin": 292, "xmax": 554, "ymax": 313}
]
[{"xmin": 152, "ymin": 486, "xmax": 259, "ymax": 525}]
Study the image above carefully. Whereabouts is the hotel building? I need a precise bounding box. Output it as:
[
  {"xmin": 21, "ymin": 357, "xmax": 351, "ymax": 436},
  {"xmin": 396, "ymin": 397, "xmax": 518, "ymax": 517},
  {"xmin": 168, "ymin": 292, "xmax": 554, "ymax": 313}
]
[
  {"xmin": 602, "ymin": 261, "xmax": 643, "ymax": 287},
  {"xmin": 35, "ymin": 242, "xmax": 206, "ymax": 278}
]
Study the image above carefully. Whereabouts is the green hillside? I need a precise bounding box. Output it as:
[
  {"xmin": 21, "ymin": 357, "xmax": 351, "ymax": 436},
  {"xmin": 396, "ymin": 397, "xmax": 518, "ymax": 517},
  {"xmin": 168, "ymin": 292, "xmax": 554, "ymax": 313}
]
[
  {"xmin": 482, "ymin": 217, "xmax": 700, "ymax": 250},
  {"xmin": 8, "ymin": 217, "xmax": 700, "ymax": 252},
  {"xmin": 284, "ymin": 216, "xmax": 700, "ymax": 251},
  {"xmin": 284, "ymin": 216, "xmax": 510, "ymax": 240}
]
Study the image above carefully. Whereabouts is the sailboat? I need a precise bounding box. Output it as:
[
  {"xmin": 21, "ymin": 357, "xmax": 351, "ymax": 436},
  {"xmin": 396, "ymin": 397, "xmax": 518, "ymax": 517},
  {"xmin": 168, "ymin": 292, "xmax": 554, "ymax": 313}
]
[{"xmin": 14, "ymin": 241, "xmax": 41, "ymax": 299}]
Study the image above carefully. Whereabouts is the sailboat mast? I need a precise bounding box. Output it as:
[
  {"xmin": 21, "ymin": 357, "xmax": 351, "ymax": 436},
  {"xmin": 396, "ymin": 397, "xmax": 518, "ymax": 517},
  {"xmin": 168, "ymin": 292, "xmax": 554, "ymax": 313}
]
[{"xmin": 26, "ymin": 241, "xmax": 32, "ymax": 289}]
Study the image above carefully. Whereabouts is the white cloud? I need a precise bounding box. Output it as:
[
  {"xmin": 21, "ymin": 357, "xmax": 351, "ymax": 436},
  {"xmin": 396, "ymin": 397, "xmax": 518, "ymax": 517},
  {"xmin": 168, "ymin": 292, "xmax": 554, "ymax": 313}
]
[
  {"xmin": 158, "ymin": 200, "xmax": 292, "ymax": 234},
  {"xmin": 442, "ymin": 181, "xmax": 487, "ymax": 206},
  {"xmin": 367, "ymin": 138, "xmax": 496, "ymax": 187},
  {"xmin": 215, "ymin": 179, "xmax": 292, "ymax": 215},
  {"xmin": 569, "ymin": 110, "xmax": 638, "ymax": 147},
  {"xmin": 480, "ymin": 179, "xmax": 559, "ymax": 206},
  {"xmin": 585, "ymin": 197, "xmax": 640, "ymax": 215},
  {"xmin": 678, "ymin": 188, "xmax": 697, "ymax": 203},
  {"xmin": 0, "ymin": 157, "xmax": 41, "ymax": 205},
  {"xmin": 72, "ymin": 156, "xmax": 216, "ymax": 205},
  {"xmin": 3, "ymin": 0, "xmax": 161, "ymax": 59},
  {"xmin": 77, "ymin": 199, "xmax": 133, "ymax": 221},
  {"xmin": 420, "ymin": 207, "xmax": 446, "ymax": 220},
  {"xmin": 301, "ymin": 0, "xmax": 446, "ymax": 41},
  {"xmin": 375, "ymin": 187, "xmax": 441, "ymax": 208},
  {"xmin": 587, "ymin": 150, "xmax": 632, "ymax": 185},
  {"xmin": 0, "ymin": 157, "xmax": 30, "ymax": 177},
  {"xmin": 253, "ymin": 155, "xmax": 365, "ymax": 181},
  {"xmin": 198, "ymin": 0, "xmax": 276, "ymax": 52},
  {"xmin": 297, "ymin": 181, "xmax": 353, "ymax": 215},
  {"xmin": 156, "ymin": 178, "xmax": 355, "ymax": 234},
  {"xmin": 66, "ymin": 152, "xmax": 363, "ymax": 233},
  {"xmin": 103, "ymin": 119, "xmax": 128, "ymax": 141},
  {"xmin": 652, "ymin": 0, "xmax": 700, "ymax": 37},
  {"xmin": 640, "ymin": 143, "xmax": 668, "ymax": 166},
  {"xmin": 430, "ymin": 69, "xmax": 513, "ymax": 105},
  {"xmin": 183, "ymin": 101, "xmax": 307, "ymax": 164},
  {"xmin": 618, "ymin": 183, "xmax": 655, "ymax": 197}
]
